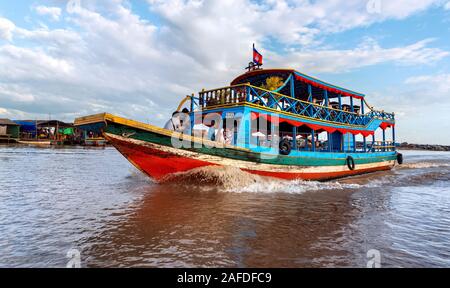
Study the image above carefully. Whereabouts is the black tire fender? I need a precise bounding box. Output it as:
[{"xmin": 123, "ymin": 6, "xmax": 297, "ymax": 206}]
[
  {"xmin": 346, "ymin": 155, "xmax": 355, "ymax": 171},
  {"xmin": 279, "ymin": 139, "xmax": 292, "ymax": 156},
  {"xmin": 397, "ymin": 153, "xmax": 403, "ymax": 165}
]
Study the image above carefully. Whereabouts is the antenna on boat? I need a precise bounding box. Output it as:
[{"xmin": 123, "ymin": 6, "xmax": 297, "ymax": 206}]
[{"xmin": 245, "ymin": 43, "xmax": 263, "ymax": 72}]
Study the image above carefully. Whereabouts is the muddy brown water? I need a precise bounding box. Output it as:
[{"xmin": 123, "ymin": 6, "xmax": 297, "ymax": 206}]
[{"xmin": 0, "ymin": 147, "xmax": 449, "ymax": 267}]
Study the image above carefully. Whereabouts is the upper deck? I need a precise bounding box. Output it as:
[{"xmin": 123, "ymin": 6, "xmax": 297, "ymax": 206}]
[{"xmin": 190, "ymin": 68, "xmax": 395, "ymax": 134}]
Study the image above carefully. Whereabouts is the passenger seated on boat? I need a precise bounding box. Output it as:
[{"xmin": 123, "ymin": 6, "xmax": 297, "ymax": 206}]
[
  {"xmin": 179, "ymin": 108, "xmax": 192, "ymax": 135},
  {"xmin": 297, "ymin": 137, "xmax": 306, "ymax": 148},
  {"xmin": 224, "ymin": 128, "xmax": 234, "ymax": 145},
  {"xmin": 306, "ymin": 135, "xmax": 320, "ymax": 149},
  {"xmin": 208, "ymin": 120, "xmax": 217, "ymax": 141},
  {"xmin": 313, "ymin": 98, "xmax": 324, "ymax": 106},
  {"xmin": 235, "ymin": 88, "xmax": 246, "ymax": 102},
  {"xmin": 215, "ymin": 127, "xmax": 225, "ymax": 144},
  {"xmin": 206, "ymin": 98, "xmax": 215, "ymax": 107},
  {"xmin": 163, "ymin": 111, "xmax": 182, "ymax": 131},
  {"xmin": 328, "ymin": 103, "xmax": 336, "ymax": 120},
  {"xmin": 342, "ymin": 104, "xmax": 351, "ymax": 112}
]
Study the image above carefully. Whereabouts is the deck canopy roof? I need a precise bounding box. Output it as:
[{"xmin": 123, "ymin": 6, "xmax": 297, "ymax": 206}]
[
  {"xmin": 230, "ymin": 69, "xmax": 365, "ymax": 100},
  {"xmin": 0, "ymin": 119, "xmax": 20, "ymax": 126},
  {"xmin": 38, "ymin": 120, "xmax": 73, "ymax": 128}
]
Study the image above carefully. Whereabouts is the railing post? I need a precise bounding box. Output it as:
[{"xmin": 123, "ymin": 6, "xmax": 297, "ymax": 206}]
[
  {"xmin": 201, "ymin": 88, "xmax": 205, "ymax": 108},
  {"xmin": 246, "ymin": 85, "xmax": 250, "ymax": 102},
  {"xmin": 290, "ymin": 74, "xmax": 296, "ymax": 98},
  {"xmin": 350, "ymin": 96, "xmax": 354, "ymax": 124},
  {"xmin": 292, "ymin": 126, "xmax": 297, "ymax": 151},
  {"xmin": 308, "ymin": 85, "xmax": 312, "ymax": 102},
  {"xmin": 363, "ymin": 136, "xmax": 367, "ymax": 152},
  {"xmin": 392, "ymin": 126, "xmax": 396, "ymax": 151},
  {"xmin": 190, "ymin": 94, "xmax": 195, "ymax": 137},
  {"xmin": 372, "ymin": 134, "xmax": 375, "ymax": 152},
  {"xmin": 353, "ymin": 134, "xmax": 356, "ymax": 152},
  {"xmin": 328, "ymin": 132, "xmax": 332, "ymax": 152}
]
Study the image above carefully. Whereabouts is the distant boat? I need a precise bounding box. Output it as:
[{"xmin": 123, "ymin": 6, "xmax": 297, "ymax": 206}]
[
  {"xmin": 83, "ymin": 137, "xmax": 107, "ymax": 147},
  {"xmin": 75, "ymin": 67, "xmax": 401, "ymax": 182},
  {"xmin": 18, "ymin": 140, "xmax": 51, "ymax": 146}
]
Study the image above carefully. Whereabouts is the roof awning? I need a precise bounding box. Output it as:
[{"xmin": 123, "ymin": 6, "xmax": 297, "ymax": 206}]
[
  {"xmin": 294, "ymin": 72, "xmax": 365, "ymax": 99},
  {"xmin": 0, "ymin": 119, "xmax": 20, "ymax": 126},
  {"xmin": 379, "ymin": 122, "xmax": 395, "ymax": 130},
  {"xmin": 251, "ymin": 112, "xmax": 374, "ymax": 136},
  {"xmin": 230, "ymin": 69, "xmax": 365, "ymax": 99}
]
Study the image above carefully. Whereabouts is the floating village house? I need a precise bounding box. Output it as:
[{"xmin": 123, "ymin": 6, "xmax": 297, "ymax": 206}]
[
  {"xmin": 0, "ymin": 119, "xmax": 20, "ymax": 143},
  {"xmin": 13, "ymin": 120, "xmax": 82, "ymax": 144}
]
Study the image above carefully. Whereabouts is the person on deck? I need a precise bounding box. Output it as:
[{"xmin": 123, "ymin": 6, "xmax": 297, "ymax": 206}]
[
  {"xmin": 163, "ymin": 111, "xmax": 182, "ymax": 131},
  {"xmin": 178, "ymin": 108, "xmax": 192, "ymax": 135},
  {"xmin": 223, "ymin": 127, "xmax": 234, "ymax": 145},
  {"xmin": 208, "ymin": 120, "xmax": 217, "ymax": 141}
]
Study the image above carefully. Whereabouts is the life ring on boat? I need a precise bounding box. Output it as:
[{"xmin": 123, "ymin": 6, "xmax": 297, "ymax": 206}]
[
  {"xmin": 397, "ymin": 153, "xmax": 403, "ymax": 165},
  {"xmin": 346, "ymin": 156, "xmax": 355, "ymax": 171},
  {"xmin": 279, "ymin": 139, "xmax": 292, "ymax": 155}
]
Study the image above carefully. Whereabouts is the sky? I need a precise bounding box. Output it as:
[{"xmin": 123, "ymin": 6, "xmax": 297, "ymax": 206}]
[{"xmin": 0, "ymin": 0, "xmax": 449, "ymax": 145}]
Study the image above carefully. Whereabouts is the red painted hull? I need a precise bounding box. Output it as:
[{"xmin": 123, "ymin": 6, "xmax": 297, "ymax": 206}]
[
  {"xmin": 242, "ymin": 165, "xmax": 392, "ymax": 181},
  {"xmin": 108, "ymin": 134, "xmax": 393, "ymax": 182},
  {"xmin": 110, "ymin": 135, "xmax": 216, "ymax": 181}
]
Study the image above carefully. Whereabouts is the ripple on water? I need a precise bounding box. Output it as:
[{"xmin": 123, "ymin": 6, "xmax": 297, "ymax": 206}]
[{"xmin": 0, "ymin": 147, "xmax": 449, "ymax": 267}]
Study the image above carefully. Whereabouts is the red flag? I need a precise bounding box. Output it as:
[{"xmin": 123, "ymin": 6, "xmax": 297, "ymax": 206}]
[{"xmin": 253, "ymin": 44, "xmax": 263, "ymax": 65}]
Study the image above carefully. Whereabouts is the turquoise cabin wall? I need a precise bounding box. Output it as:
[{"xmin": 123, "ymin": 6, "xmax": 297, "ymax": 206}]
[
  {"xmin": 343, "ymin": 133, "xmax": 354, "ymax": 151},
  {"xmin": 330, "ymin": 131, "xmax": 343, "ymax": 151},
  {"xmin": 237, "ymin": 107, "xmax": 251, "ymax": 148},
  {"xmin": 367, "ymin": 118, "xmax": 383, "ymax": 131}
]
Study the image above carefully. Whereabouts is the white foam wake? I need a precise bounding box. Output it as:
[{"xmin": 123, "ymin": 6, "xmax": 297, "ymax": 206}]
[
  {"xmin": 400, "ymin": 162, "xmax": 450, "ymax": 169},
  {"xmin": 226, "ymin": 179, "xmax": 363, "ymax": 194},
  {"xmin": 160, "ymin": 165, "xmax": 385, "ymax": 194}
]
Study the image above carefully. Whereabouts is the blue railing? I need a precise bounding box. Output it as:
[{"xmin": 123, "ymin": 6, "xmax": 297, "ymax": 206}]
[
  {"xmin": 368, "ymin": 110, "xmax": 395, "ymax": 122},
  {"xmin": 195, "ymin": 84, "xmax": 395, "ymax": 127}
]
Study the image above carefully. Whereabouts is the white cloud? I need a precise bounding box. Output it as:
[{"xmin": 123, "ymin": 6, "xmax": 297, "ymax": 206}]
[
  {"xmin": 35, "ymin": 6, "xmax": 62, "ymax": 21},
  {"xmin": 271, "ymin": 38, "xmax": 449, "ymax": 73},
  {"xmin": 0, "ymin": 45, "xmax": 74, "ymax": 80},
  {"xmin": 360, "ymin": 73, "xmax": 450, "ymax": 145},
  {"xmin": 147, "ymin": 0, "xmax": 444, "ymax": 47},
  {"xmin": 0, "ymin": 17, "xmax": 15, "ymax": 41},
  {"xmin": 0, "ymin": 0, "xmax": 448, "ymax": 145},
  {"xmin": 445, "ymin": 1, "xmax": 450, "ymax": 10},
  {"xmin": 405, "ymin": 73, "xmax": 450, "ymax": 94},
  {"xmin": 0, "ymin": 84, "xmax": 35, "ymax": 102}
]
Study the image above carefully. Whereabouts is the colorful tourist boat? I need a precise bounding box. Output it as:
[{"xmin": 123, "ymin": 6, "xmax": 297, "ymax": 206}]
[{"xmin": 75, "ymin": 64, "xmax": 401, "ymax": 182}]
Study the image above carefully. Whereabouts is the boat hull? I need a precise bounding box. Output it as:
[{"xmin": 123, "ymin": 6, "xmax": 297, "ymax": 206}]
[
  {"xmin": 75, "ymin": 113, "xmax": 397, "ymax": 182},
  {"xmin": 18, "ymin": 140, "xmax": 51, "ymax": 146},
  {"xmin": 105, "ymin": 132, "xmax": 395, "ymax": 182}
]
